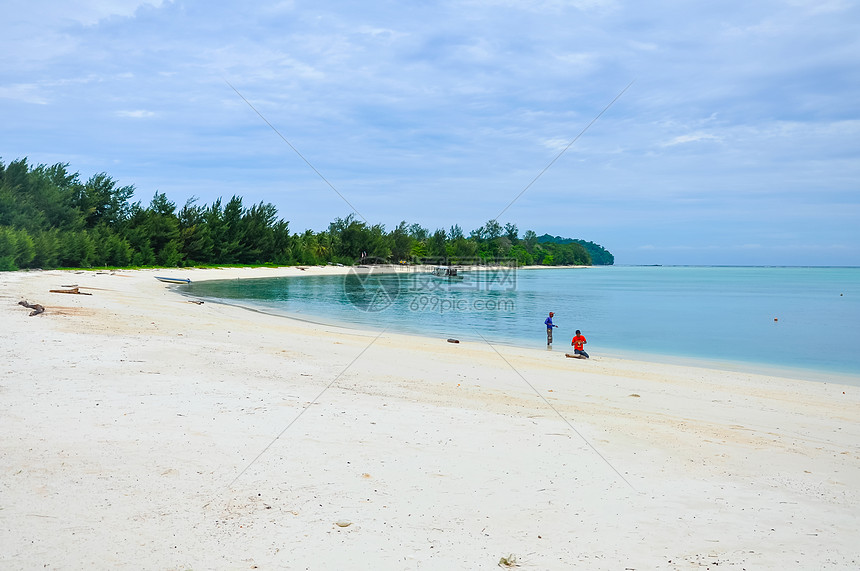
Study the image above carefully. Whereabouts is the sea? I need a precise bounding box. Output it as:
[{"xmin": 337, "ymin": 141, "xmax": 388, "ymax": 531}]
[{"xmin": 182, "ymin": 266, "xmax": 860, "ymax": 384}]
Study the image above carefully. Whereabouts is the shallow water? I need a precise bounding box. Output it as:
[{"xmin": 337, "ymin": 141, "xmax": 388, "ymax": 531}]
[{"xmin": 183, "ymin": 266, "xmax": 860, "ymax": 381}]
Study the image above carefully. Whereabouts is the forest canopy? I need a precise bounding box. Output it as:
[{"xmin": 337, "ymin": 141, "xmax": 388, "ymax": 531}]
[{"xmin": 0, "ymin": 158, "xmax": 613, "ymax": 270}]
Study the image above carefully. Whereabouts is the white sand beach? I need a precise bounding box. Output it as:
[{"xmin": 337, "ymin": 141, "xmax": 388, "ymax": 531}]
[{"xmin": 1, "ymin": 267, "xmax": 858, "ymax": 569}]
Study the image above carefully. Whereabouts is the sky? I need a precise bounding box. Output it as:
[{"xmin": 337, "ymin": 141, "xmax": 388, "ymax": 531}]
[{"xmin": 2, "ymin": 0, "xmax": 858, "ymax": 265}]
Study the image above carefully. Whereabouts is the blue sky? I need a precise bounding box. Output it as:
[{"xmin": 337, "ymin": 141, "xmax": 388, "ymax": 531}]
[{"xmin": 2, "ymin": 0, "xmax": 858, "ymax": 265}]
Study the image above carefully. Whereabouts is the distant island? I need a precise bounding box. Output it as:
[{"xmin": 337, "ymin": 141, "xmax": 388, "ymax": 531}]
[
  {"xmin": 536, "ymin": 234, "xmax": 614, "ymax": 266},
  {"xmin": 0, "ymin": 158, "xmax": 613, "ymax": 270}
]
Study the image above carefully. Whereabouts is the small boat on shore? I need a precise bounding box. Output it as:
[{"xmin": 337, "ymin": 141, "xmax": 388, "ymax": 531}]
[{"xmin": 155, "ymin": 276, "xmax": 191, "ymax": 284}]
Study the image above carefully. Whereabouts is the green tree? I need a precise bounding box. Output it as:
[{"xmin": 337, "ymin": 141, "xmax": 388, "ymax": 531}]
[
  {"xmin": 0, "ymin": 159, "xmax": 82, "ymax": 232},
  {"xmin": 239, "ymin": 201, "xmax": 279, "ymax": 263},
  {"xmin": 1, "ymin": 157, "xmax": 615, "ymax": 270},
  {"xmin": 146, "ymin": 192, "xmax": 182, "ymax": 265},
  {"xmin": 218, "ymin": 196, "xmax": 244, "ymax": 263},
  {"xmin": 449, "ymin": 236, "xmax": 476, "ymax": 263},
  {"xmin": 270, "ymin": 220, "xmax": 292, "ymax": 264},
  {"xmin": 523, "ymin": 230, "xmax": 538, "ymax": 253},
  {"xmin": 57, "ymin": 230, "xmax": 96, "ymax": 267},
  {"xmin": 410, "ymin": 240, "xmax": 428, "ymax": 260},
  {"xmin": 31, "ymin": 230, "xmax": 61, "ymax": 268},
  {"xmin": 178, "ymin": 198, "xmax": 215, "ymax": 264},
  {"xmin": 0, "ymin": 227, "xmax": 19, "ymax": 270},
  {"xmin": 391, "ymin": 221, "xmax": 413, "ymax": 261},
  {"xmin": 408, "ymin": 223, "xmax": 429, "ymax": 241},
  {"xmin": 504, "ymin": 222, "xmax": 519, "ymax": 243},
  {"xmin": 428, "ymin": 228, "xmax": 447, "ymax": 259},
  {"xmin": 365, "ymin": 224, "xmax": 391, "ymax": 261},
  {"xmin": 484, "ymin": 219, "xmax": 502, "ymax": 240},
  {"xmin": 311, "ymin": 231, "xmax": 328, "ymax": 263},
  {"xmin": 77, "ymin": 173, "xmax": 134, "ymax": 228},
  {"xmin": 508, "ymin": 244, "xmax": 534, "ymax": 266}
]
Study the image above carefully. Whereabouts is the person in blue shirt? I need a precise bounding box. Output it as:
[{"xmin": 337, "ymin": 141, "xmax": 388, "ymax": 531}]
[{"xmin": 544, "ymin": 312, "xmax": 558, "ymax": 348}]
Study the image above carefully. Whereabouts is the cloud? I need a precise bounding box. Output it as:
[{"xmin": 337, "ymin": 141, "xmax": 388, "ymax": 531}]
[
  {"xmin": 464, "ymin": 0, "xmax": 615, "ymax": 12},
  {"xmin": 1, "ymin": 0, "xmax": 858, "ymax": 265},
  {"xmin": 0, "ymin": 84, "xmax": 49, "ymax": 105},
  {"xmin": 662, "ymin": 133, "xmax": 721, "ymax": 147},
  {"xmin": 542, "ymin": 137, "xmax": 578, "ymax": 152},
  {"xmin": 39, "ymin": 0, "xmax": 170, "ymax": 26},
  {"xmin": 115, "ymin": 110, "xmax": 156, "ymax": 118}
]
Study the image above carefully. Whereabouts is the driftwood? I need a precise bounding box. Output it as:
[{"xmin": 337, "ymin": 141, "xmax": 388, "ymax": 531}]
[
  {"xmin": 18, "ymin": 300, "xmax": 45, "ymax": 316},
  {"xmin": 49, "ymin": 287, "xmax": 92, "ymax": 295},
  {"xmin": 446, "ymin": 338, "xmax": 460, "ymax": 344}
]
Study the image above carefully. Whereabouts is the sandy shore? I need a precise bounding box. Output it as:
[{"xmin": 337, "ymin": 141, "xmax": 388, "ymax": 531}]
[{"xmin": 1, "ymin": 267, "xmax": 858, "ymax": 569}]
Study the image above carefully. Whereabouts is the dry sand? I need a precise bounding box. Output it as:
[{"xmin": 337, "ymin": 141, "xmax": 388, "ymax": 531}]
[{"xmin": 1, "ymin": 267, "xmax": 858, "ymax": 570}]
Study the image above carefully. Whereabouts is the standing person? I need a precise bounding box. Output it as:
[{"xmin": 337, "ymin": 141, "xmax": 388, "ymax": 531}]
[
  {"xmin": 544, "ymin": 312, "xmax": 558, "ymax": 348},
  {"xmin": 571, "ymin": 329, "xmax": 589, "ymax": 359}
]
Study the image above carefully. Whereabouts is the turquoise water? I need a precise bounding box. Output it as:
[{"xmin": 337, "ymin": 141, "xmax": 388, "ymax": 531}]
[{"xmin": 183, "ymin": 266, "xmax": 860, "ymax": 381}]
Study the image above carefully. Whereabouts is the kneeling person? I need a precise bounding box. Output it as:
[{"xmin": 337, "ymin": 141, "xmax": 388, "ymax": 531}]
[{"xmin": 571, "ymin": 330, "xmax": 589, "ymax": 359}]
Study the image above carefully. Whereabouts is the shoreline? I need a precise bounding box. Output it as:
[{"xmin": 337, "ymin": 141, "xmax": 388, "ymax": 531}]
[
  {"xmin": 177, "ymin": 265, "xmax": 858, "ymax": 386},
  {"xmin": 188, "ymin": 294, "xmax": 860, "ymax": 387},
  {"xmin": 2, "ymin": 267, "xmax": 859, "ymax": 569}
]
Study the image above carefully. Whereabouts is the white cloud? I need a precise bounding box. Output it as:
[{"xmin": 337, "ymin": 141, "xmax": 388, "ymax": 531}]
[
  {"xmin": 541, "ymin": 137, "xmax": 581, "ymax": 152},
  {"xmin": 464, "ymin": 0, "xmax": 615, "ymax": 12},
  {"xmin": 2, "ymin": 0, "xmax": 858, "ymax": 265},
  {"xmin": 115, "ymin": 110, "xmax": 156, "ymax": 118},
  {"xmin": 51, "ymin": 0, "xmax": 169, "ymax": 26},
  {"xmin": 2, "ymin": 0, "xmax": 169, "ymax": 29},
  {"xmin": 0, "ymin": 84, "xmax": 49, "ymax": 105},
  {"xmin": 662, "ymin": 133, "xmax": 720, "ymax": 147}
]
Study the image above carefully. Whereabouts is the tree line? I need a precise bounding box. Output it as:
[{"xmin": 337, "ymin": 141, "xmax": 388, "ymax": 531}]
[
  {"xmin": 0, "ymin": 158, "xmax": 613, "ymax": 270},
  {"xmin": 536, "ymin": 234, "xmax": 614, "ymax": 266}
]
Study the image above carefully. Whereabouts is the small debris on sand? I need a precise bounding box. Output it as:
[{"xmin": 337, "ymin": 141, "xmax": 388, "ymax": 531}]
[
  {"xmin": 18, "ymin": 300, "xmax": 45, "ymax": 316},
  {"xmin": 49, "ymin": 287, "xmax": 92, "ymax": 295}
]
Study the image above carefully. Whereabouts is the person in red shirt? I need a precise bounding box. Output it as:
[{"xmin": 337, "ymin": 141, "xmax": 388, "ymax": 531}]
[{"xmin": 571, "ymin": 330, "xmax": 589, "ymax": 359}]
